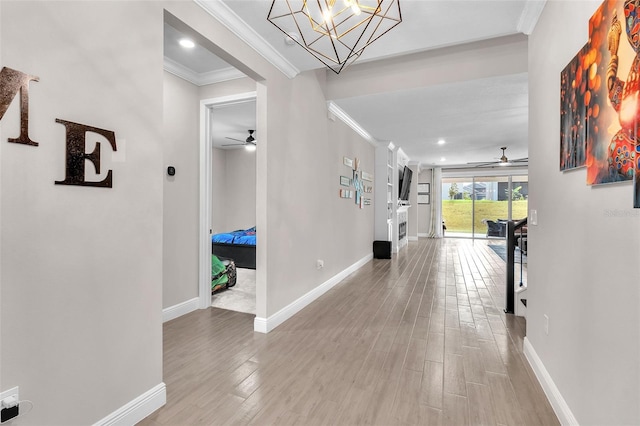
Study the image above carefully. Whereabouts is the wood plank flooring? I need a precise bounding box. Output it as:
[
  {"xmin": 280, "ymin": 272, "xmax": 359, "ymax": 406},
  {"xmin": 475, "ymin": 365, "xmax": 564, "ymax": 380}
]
[{"xmin": 140, "ymin": 238, "xmax": 558, "ymax": 425}]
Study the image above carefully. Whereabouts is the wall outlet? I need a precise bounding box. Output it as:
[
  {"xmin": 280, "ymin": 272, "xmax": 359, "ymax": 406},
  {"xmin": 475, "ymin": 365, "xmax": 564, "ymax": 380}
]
[
  {"xmin": 0, "ymin": 387, "xmax": 20, "ymax": 423},
  {"xmin": 316, "ymin": 259, "xmax": 324, "ymax": 269},
  {"xmin": 544, "ymin": 314, "xmax": 549, "ymax": 335},
  {"xmin": 0, "ymin": 388, "xmax": 18, "ymax": 407}
]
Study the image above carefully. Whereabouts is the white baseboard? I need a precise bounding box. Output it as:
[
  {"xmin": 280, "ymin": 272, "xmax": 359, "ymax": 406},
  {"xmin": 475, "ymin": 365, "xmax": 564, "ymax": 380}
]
[
  {"xmin": 417, "ymin": 233, "xmax": 429, "ymax": 238},
  {"xmin": 254, "ymin": 253, "xmax": 372, "ymax": 333},
  {"xmin": 253, "ymin": 316, "xmax": 268, "ymax": 333},
  {"xmin": 163, "ymin": 297, "xmax": 199, "ymax": 323},
  {"xmin": 523, "ymin": 337, "xmax": 578, "ymax": 425},
  {"xmin": 408, "ymin": 236, "xmax": 419, "ymax": 241},
  {"xmin": 94, "ymin": 383, "xmax": 166, "ymax": 426}
]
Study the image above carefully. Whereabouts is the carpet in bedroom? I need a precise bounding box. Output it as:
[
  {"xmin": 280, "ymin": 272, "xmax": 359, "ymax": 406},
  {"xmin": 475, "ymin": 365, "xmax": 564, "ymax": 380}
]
[{"xmin": 211, "ymin": 268, "xmax": 256, "ymax": 315}]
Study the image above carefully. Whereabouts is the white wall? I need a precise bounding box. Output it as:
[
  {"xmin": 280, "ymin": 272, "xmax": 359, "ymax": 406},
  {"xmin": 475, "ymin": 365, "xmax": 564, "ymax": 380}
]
[
  {"xmin": 209, "ymin": 147, "xmax": 258, "ymax": 234},
  {"xmin": 211, "ymin": 147, "xmax": 228, "ymax": 232},
  {"xmin": 262, "ymin": 69, "xmax": 375, "ymax": 315},
  {"xmin": 163, "ymin": 71, "xmax": 199, "ymax": 308},
  {"xmin": 222, "ymin": 148, "xmax": 256, "ymax": 232},
  {"xmin": 1, "ymin": 2, "xmax": 163, "ymax": 424},
  {"xmin": 199, "ymin": 76, "xmax": 255, "ymax": 100},
  {"xmin": 529, "ymin": 2, "xmax": 640, "ymax": 424}
]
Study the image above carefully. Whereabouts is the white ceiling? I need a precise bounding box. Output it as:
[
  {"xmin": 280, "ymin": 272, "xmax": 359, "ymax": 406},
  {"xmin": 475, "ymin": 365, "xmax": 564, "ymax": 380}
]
[
  {"xmin": 210, "ymin": 99, "xmax": 257, "ymax": 148},
  {"xmin": 223, "ymin": 0, "xmax": 535, "ymax": 72},
  {"xmin": 333, "ymin": 72, "xmax": 529, "ymax": 166},
  {"xmin": 164, "ymin": 0, "xmax": 544, "ymax": 164}
]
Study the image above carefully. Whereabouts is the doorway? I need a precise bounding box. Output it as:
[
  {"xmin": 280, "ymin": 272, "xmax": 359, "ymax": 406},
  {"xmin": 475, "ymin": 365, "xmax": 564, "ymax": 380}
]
[{"xmin": 207, "ymin": 94, "xmax": 257, "ymax": 315}]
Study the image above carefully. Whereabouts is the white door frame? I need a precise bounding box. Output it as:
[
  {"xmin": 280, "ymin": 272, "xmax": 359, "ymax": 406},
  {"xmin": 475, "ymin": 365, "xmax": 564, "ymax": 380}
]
[{"xmin": 198, "ymin": 91, "xmax": 257, "ymax": 310}]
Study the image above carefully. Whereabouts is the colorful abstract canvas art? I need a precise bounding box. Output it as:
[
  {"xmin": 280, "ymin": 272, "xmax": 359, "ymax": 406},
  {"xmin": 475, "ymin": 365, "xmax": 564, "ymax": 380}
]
[
  {"xmin": 586, "ymin": 0, "xmax": 637, "ymax": 186},
  {"xmin": 560, "ymin": 45, "xmax": 589, "ymax": 171}
]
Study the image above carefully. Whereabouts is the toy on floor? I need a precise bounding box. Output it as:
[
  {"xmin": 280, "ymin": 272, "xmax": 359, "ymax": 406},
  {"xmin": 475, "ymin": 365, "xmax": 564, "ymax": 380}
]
[{"xmin": 211, "ymin": 255, "xmax": 237, "ymax": 293}]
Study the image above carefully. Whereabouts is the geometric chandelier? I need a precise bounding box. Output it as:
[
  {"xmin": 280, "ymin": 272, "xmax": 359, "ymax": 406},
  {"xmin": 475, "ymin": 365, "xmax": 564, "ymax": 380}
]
[{"xmin": 268, "ymin": 0, "xmax": 402, "ymax": 74}]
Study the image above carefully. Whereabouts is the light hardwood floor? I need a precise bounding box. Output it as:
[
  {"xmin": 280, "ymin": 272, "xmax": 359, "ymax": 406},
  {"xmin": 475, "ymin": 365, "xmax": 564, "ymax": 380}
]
[{"xmin": 140, "ymin": 238, "xmax": 558, "ymax": 425}]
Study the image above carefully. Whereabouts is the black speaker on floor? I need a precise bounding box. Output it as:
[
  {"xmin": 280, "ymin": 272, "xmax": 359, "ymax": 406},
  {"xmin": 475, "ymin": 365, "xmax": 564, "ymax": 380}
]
[{"xmin": 373, "ymin": 240, "xmax": 391, "ymax": 259}]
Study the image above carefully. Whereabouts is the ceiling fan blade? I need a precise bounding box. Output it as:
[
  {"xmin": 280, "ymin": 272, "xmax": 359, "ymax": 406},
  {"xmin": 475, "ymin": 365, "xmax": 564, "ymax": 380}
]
[
  {"xmin": 474, "ymin": 163, "xmax": 503, "ymax": 168},
  {"xmin": 225, "ymin": 137, "xmax": 245, "ymax": 142},
  {"xmin": 221, "ymin": 143, "xmax": 245, "ymax": 147},
  {"xmin": 511, "ymin": 157, "xmax": 528, "ymax": 162},
  {"xmin": 467, "ymin": 160, "xmax": 498, "ymax": 165}
]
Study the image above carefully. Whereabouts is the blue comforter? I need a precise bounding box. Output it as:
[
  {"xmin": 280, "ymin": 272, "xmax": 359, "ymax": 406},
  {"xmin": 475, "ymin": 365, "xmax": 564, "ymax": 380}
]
[{"xmin": 212, "ymin": 227, "xmax": 256, "ymax": 246}]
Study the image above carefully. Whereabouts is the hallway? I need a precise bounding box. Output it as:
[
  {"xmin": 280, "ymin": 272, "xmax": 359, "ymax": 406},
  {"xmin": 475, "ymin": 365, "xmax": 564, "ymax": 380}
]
[{"xmin": 141, "ymin": 238, "xmax": 558, "ymax": 425}]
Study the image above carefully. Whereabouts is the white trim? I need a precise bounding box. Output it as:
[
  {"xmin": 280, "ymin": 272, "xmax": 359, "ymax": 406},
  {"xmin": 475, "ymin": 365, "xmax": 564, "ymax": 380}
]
[
  {"xmin": 199, "ymin": 101, "xmax": 213, "ymax": 309},
  {"xmin": 253, "ymin": 317, "xmax": 268, "ymax": 334},
  {"xmin": 253, "ymin": 253, "xmax": 373, "ymax": 333},
  {"xmin": 327, "ymin": 101, "xmax": 378, "ymax": 146},
  {"xmin": 523, "ymin": 337, "xmax": 578, "ymax": 426},
  {"xmin": 417, "ymin": 233, "xmax": 429, "ymax": 238},
  {"xmin": 162, "ymin": 297, "xmax": 199, "ymax": 323},
  {"xmin": 164, "ymin": 57, "xmax": 246, "ymax": 86},
  {"xmin": 93, "ymin": 383, "xmax": 166, "ymax": 426},
  {"xmin": 193, "ymin": 0, "xmax": 299, "ymax": 79},
  {"xmin": 198, "ymin": 67, "xmax": 247, "ymax": 86},
  {"xmin": 199, "ymin": 92, "xmax": 258, "ymax": 311},
  {"xmin": 518, "ymin": 0, "xmax": 547, "ymax": 35},
  {"xmin": 408, "ymin": 236, "xmax": 419, "ymax": 241}
]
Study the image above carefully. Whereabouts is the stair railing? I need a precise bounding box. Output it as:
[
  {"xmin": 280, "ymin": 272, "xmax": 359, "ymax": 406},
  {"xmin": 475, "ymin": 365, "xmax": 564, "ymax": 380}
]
[{"xmin": 505, "ymin": 217, "xmax": 527, "ymax": 314}]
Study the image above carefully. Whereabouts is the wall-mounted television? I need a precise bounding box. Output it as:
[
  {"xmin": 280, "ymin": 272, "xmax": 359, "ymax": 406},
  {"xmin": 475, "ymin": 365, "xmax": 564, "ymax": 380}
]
[{"xmin": 399, "ymin": 165, "xmax": 412, "ymax": 201}]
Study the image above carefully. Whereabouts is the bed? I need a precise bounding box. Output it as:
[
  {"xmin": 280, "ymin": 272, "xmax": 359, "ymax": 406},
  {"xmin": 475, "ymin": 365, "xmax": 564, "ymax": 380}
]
[{"xmin": 211, "ymin": 226, "xmax": 256, "ymax": 269}]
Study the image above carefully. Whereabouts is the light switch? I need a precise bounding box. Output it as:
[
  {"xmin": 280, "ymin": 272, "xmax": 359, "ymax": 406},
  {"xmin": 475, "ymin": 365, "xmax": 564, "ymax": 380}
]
[{"xmin": 530, "ymin": 209, "xmax": 538, "ymax": 225}]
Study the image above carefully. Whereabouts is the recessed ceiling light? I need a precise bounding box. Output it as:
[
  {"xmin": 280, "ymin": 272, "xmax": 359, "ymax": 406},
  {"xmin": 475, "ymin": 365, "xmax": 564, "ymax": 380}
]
[
  {"xmin": 440, "ymin": 157, "xmax": 446, "ymax": 162},
  {"xmin": 437, "ymin": 139, "xmax": 446, "ymax": 145},
  {"xmin": 179, "ymin": 38, "xmax": 195, "ymax": 49}
]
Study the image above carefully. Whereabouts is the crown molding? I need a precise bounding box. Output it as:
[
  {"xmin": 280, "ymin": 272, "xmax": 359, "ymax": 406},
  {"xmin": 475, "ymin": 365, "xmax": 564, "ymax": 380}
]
[
  {"xmin": 327, "ymin": 101, "xmax": 378, "ymax": 146},
  {"xmin": 518, "ymin": 0, "xmax": 547, "ymax": 35},
  {"xmin": 193, "ymin": 0, "xmax": 300, "ymax": 79},
  {"xmin": 163, "ymin": 57, "xmax": 247, "ymax": 86},
  {"xmin": 199, "ymin": 67, "xmax": 247, "ymax": 85}
]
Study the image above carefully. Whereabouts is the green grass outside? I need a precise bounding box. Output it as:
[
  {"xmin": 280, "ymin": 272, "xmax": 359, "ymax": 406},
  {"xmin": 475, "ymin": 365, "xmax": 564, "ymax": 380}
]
[{"xmin": 442, "ymin": 200, "xmax": 528, "ymax": 234}]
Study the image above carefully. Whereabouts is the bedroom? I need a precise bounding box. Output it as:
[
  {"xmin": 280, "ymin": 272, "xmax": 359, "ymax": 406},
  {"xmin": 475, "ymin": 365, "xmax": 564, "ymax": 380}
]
[{"xmin": 209, "ymin": 97, "xmax": 257, "ymax": 315}]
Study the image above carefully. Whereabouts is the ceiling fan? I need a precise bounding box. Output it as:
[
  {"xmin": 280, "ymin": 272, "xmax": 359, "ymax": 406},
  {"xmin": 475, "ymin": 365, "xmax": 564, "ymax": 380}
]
[
  {"xmin": 222, "ymin": 130, "xmax": 256, "ymax": 150},
  {"xmin": 467, "ymin": 147, "xmax": 528, "ymax": 167}
]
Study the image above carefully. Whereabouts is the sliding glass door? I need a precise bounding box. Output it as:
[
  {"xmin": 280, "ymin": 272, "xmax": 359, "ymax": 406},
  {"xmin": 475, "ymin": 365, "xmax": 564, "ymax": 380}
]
[
  {"xmin": 442, "ymin": 178, "xmax": 473, "ymax": 237},
  {"xmin": 511, "ymin": 175, "xmax": 529, "ymax": 221},
  {"xmin": 442, "ymin": 173, "xmax": 528, "ymax": 239},
  {"xmin": 473, "ymin": 177, "xmax": 509, "ymax": 238}
]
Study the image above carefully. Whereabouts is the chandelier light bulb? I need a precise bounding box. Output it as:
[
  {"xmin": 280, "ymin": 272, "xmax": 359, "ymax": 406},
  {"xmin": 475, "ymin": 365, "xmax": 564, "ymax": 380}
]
[{"xmin": 323, "ymin": 9, "xmax": 333, "ymax": 23}]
